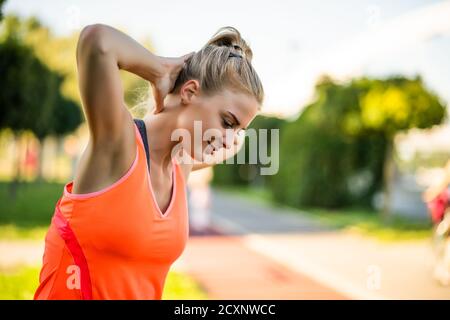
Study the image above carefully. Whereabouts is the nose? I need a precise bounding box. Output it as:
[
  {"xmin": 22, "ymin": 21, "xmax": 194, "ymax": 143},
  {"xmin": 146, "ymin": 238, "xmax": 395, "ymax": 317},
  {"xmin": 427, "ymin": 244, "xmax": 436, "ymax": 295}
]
[
  {"xmin": 222, "ymin": 134, "xmax": 234, "ymax": 150},
  {"xmin": 209, "ymin": 133, "xmax": 234, "ymax": 151}
]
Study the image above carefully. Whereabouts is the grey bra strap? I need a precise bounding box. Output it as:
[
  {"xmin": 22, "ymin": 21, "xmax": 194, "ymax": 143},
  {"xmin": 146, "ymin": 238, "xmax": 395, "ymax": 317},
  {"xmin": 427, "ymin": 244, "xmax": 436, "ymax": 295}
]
[{"xmin": 133, "ymin": 119, "xmax": 150, "ymax": 171}]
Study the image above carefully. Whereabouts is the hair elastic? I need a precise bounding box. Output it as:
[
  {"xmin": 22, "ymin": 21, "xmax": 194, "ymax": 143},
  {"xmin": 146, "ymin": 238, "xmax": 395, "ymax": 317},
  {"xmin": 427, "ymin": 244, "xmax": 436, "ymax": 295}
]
[{"xmin": 229, "ymin": 52, "xmax": 243, "ymax": 59}]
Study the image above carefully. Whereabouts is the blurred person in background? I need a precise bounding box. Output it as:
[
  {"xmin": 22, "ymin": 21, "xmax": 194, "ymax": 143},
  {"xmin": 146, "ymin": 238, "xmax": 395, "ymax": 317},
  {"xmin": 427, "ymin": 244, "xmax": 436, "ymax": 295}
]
[
  {"xmin": 187, "ymin": 166, "xmax": 213, "ymax": 235},
  {"xmin": 423, "ymin": 159, "xmax": 450, "ymax": 286}
]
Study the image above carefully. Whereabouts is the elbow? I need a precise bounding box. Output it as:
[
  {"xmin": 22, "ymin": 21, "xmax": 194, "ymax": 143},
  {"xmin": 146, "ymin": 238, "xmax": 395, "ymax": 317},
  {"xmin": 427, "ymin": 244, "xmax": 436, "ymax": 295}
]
[{"xmin": 77, "ymin": 24, "xmax": 110, "ymax": 57}]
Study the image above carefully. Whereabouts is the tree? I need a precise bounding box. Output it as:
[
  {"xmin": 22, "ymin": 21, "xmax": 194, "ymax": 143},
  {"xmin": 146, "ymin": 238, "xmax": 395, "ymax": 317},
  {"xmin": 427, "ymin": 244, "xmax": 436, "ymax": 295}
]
[
  {"xmin": 1, "ymin": 14, "xmax": 156, "ymax": 187},
  {"xmin": 357, "ymin": 76, "xmax": 446, "ymax": 218},
  {"xmin": 0, "ymin": 15, "xmax": 83, "ymax": 192},
  {"xmin": 212, "ymin": 115, "xmax": 286, "ymax": 188},
  {"xmin": 0, "ymin": 0, "xmax": 6, "ymax": 21},
  {"xmin": 0, "ymin": 39, "xmax": 56, "ymax": 192},
  {"xmin": 270, "ymin": 75, "xmax": 446, "ymax": 212}
]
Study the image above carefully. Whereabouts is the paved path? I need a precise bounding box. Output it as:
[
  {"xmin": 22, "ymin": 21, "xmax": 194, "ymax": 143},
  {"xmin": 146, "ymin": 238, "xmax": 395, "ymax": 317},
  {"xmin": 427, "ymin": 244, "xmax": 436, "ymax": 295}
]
[
  {"xmin": 173, "ymin": 235, "xmax": 347, "ymax": 299},
  {"xmin": 0, "ymin": 240, "xmax": 43, "ymax": 270},
  {"xmin": 242, "ymin": 232, "xmax": 449, "ymax": 299},
  {"xmin": 173, "ymin": 190, "xmax": 349, "ymax": 299},
  {"xmin": 176, "ymin": 189, "xmax": 449, "ymax": 300}
]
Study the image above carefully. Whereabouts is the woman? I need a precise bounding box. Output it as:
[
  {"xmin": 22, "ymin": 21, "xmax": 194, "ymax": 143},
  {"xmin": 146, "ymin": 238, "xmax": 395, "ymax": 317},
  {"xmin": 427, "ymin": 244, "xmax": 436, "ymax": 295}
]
[{"xmin": 34, "ymin": 24, "xmax": 264, "ymax": 299}]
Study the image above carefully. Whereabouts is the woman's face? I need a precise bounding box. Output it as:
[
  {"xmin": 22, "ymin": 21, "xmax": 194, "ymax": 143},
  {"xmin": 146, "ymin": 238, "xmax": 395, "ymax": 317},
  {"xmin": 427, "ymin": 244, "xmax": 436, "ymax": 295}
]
[{"xmin": 177, "ymin": 84, "xmax": 260, "ymax": 163}]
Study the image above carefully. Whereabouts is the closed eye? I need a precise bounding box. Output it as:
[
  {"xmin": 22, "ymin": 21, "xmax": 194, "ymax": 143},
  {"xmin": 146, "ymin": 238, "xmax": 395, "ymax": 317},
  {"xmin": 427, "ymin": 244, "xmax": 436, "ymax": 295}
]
[{"xmin": 222, "ymin": 117, "xmax": 234, "ymax": 129}]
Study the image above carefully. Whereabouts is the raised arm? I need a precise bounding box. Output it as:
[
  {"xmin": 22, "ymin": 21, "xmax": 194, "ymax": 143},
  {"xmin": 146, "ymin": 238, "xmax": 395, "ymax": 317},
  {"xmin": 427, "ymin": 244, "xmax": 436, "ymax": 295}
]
[
  {"xmin": 76, "ymin": 23, "xmax": 166, "ymax": 148},
  {"xmin": 73, "ymin": 24, "xmax": 195, "ymax": 193}
]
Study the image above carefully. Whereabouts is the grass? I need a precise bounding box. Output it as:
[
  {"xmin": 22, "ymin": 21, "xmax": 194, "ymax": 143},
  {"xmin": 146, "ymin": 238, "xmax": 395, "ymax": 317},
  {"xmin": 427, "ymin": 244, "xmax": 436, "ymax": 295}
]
[
  {"xmin": 0, "ymin": 181, "xmax": 63, "ymax": 240},
  {"xmin": 213, "ymin": 184, "xmax": 274, "ymax": 206},
  {"xmin": 0, "ymin": 265, "xmax": 41, "ymax": 300},
  {"xmin": 216, "ymin": 185, "xmax": 433, "ymax": 242},
  {"xmin": 0, "ymin": 265, "xmax": 208, "ymax": 300},
  {"xmin": 162, "ymin": 271, "xmax": 209, "ymax": 300},
  {"xmin": 0, "ymin": 225, "xmax": 48, "ymax": 240},
  {"xmin": 303, "ymin": 207, "xmax": 432, "ymax": 242}
]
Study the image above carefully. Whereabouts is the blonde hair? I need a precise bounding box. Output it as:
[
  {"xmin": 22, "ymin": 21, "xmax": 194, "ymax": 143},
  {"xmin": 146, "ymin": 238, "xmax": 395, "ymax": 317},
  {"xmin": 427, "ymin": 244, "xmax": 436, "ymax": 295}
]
[
  {"xmin": 131, "ymin": 26, "xmax": 264, "ymax": 118},
  {"xmin": 171, "ymin": 26, "xmax": 264, "ymax": 106}
]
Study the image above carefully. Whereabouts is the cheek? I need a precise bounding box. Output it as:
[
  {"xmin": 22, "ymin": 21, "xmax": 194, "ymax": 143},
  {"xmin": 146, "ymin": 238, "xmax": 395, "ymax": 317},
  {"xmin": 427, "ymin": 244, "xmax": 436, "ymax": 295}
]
[
  {"xmin": 174, "ymin": 121, "xmax": 209, "ymax": 160},
  {"xmin": 176, "ymin": 107, "xmax": 223, "ymax": 155}
]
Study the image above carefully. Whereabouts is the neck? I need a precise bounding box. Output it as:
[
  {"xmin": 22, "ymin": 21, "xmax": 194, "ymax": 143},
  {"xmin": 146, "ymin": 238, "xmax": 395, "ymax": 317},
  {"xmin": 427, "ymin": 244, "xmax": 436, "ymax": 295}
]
[{"xmin": 142, "ymin": 96, "xmax": 183, "ymax": 173}]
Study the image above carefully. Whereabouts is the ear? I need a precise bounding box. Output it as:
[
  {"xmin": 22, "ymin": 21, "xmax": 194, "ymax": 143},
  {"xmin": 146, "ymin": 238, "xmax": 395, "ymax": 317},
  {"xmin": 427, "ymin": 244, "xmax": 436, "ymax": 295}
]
[{"xmin": 180, "ymin": 79, "xmax": 200, "ymax": 105}]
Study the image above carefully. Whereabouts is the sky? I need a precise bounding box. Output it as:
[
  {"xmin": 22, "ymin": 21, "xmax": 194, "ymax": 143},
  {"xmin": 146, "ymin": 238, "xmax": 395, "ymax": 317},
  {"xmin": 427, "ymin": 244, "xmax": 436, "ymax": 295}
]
[{"xmin": 4, "ymin": 0, "xmax": 450, "ymax": 118}]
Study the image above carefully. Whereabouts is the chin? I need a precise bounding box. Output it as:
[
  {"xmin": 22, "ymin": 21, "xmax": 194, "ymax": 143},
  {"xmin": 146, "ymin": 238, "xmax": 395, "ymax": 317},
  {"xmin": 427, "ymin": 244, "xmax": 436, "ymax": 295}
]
[
  {"xmin": 193, "ymin": 147, "xmax": 216, "ymax": 164},
  {"xmin": 190, "ymin": 147, "xmax": 206, "ymax": 164}
]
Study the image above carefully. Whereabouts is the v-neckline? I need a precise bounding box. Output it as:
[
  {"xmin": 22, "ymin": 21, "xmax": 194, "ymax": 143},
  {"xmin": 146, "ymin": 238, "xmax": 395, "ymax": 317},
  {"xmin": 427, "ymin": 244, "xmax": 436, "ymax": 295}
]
[
  {"xmin": 146, "ymin": 148, "xmax": 177, "ymax": 219},
  {"xmin": 134, "ymin": 119, "xmax": 177, "ymax": 218}
]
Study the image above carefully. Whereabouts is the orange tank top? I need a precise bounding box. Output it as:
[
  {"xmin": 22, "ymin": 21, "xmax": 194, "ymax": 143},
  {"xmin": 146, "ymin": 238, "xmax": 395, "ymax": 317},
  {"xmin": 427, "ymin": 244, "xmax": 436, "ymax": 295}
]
[{"xmin": 34, "ymin": 121, "xmax": 189, "ymax": 300}]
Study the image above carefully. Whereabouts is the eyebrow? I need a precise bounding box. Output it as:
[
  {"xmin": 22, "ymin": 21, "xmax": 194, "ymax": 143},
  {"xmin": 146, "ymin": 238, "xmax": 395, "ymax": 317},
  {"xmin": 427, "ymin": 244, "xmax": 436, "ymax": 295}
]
[{"xmin": 227, "ymin": 111, "xmax": 247, "ymax": 130}]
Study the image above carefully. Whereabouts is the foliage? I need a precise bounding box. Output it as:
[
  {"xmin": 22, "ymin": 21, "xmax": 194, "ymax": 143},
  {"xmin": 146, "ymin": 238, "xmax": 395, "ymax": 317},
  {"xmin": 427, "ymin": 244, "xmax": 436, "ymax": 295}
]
[
  {"xmin": 270, "ymin": 75, "xmax": 446, "ymax": 208},
  {"xmin": 1, "ymin": 14, "xmax": 153, "ymax": 137},
  {"xmin": 0, "ymin": 265, "xmax": 208, "ymax": 299},
  {"xmin": 0, "ymin": 15, "xmax": 83, "ymax": 139},
  {"xmin": 0, "ymin": 0, "xmax": 5, "ymax": 21},
  {"xmin": 212, "ymin": 114, "xmax": 287, "ymax": 187},
  {"xmin": 0, "ymin": 181, "xmax": 62, "ymax": 233},
  {"xmin": 0, "ymin": 265, "xmax": 40, "ymax": 300},
  {"xmin": 162, "ymin": 271, "xmax": 208, "ymax": 300}
]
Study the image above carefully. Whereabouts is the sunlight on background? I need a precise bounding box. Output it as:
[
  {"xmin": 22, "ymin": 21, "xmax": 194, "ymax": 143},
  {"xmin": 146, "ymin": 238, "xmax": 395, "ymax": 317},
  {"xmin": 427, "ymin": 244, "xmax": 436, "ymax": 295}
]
[
  {"xmin": 4, "ymin": 0, "xmax": 450, "ymax": 116},
  {"xmin": 1, "ymin": 0, "xmax": 449, "ymax": 300}
]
